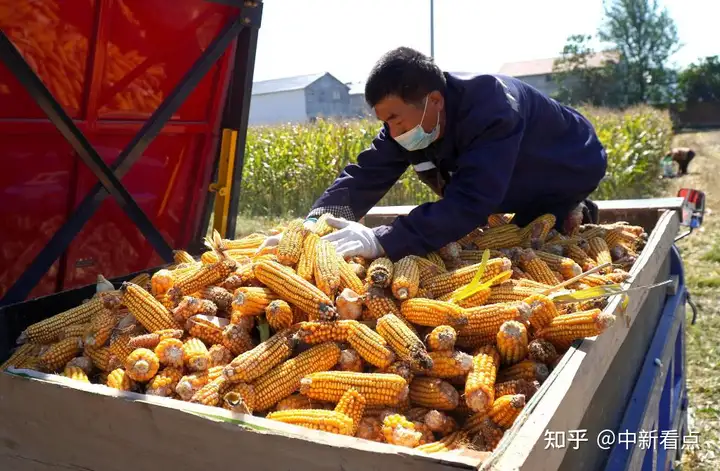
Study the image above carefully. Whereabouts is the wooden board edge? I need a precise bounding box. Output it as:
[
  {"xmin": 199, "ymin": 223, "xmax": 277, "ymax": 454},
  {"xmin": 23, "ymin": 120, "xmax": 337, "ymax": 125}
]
[
  {"xmin": 481, "ymin": 210, "xmax": 680, "ymax": 471},
  {"xmin": 1, "ymin": 369, "xmax": 486, "ymax": 470}
]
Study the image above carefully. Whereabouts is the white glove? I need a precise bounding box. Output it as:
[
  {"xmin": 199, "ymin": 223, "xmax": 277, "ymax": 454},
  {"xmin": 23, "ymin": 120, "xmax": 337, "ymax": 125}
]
[
  {"xmin": 321, "ymin": 216, "xmax": 385, "ymax": 259},
  {"xmin": 255, "ymin": 219, "xmax": 316, "ymax": 254}
]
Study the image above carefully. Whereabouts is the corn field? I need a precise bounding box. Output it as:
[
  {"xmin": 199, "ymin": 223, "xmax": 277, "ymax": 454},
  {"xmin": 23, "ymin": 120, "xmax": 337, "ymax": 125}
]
[{"xmin": 238, "ymin": 106, "xmax": 673, "ymax": 217}]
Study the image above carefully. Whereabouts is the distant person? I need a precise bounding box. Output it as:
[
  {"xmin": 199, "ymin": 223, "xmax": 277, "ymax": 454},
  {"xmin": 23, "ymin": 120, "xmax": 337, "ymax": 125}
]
[
  {"xmin": 259, "ymin": 47, "xmax": 607, "ymax": 261},
  {"xmin": 670, "ymin": 147, "xmax": 696, "ymax": 176}
]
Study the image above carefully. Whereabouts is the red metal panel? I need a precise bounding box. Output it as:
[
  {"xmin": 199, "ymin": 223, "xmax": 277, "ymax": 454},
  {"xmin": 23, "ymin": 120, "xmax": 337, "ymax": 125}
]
[
  {"xmin": 0, "ymin": 0, "xmax": 94, "ymax": 119},
  {"xmin": 0, "ymin": 0, "xmax": 239, "ymax": 296}
]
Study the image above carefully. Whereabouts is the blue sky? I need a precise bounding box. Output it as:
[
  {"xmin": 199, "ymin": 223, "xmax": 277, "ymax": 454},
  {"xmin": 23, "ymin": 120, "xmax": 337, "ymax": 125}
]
[{"xmin": 252, "ymin": 0, "xmax": 718, "ymax": 84}]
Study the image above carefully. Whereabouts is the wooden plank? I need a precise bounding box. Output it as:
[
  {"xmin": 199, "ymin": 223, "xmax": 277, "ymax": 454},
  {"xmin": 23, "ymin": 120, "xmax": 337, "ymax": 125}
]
[
  {"xmin": 0, "ymin": 371, "xmax": 485, "ymax": 471},
  {"xmin": 480, "ymin": 209, "xmax": 680, "ymax": 471}
]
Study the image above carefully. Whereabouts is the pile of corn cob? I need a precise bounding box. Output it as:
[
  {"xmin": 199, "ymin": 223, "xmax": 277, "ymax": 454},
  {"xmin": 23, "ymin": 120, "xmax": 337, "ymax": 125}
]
[{"xmin": 3, "ymin": 212, "xmax": 647, "ymax": 455}]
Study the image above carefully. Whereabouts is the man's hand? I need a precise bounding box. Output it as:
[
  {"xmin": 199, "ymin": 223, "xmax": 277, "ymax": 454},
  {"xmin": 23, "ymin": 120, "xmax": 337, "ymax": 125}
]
[
  {"xmin": 321, "ymin": 216, "xmax": 385, "ymax": 259},
  {"xmin": 255, "ymin": 219, "xmax": 316, "ymax": 254}
]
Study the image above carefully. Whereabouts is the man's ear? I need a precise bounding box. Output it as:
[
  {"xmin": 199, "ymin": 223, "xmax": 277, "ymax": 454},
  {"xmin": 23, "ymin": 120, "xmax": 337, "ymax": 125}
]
[{"xmin": 428, "ymin": 90, "xmax": 444, "ymax": 111}]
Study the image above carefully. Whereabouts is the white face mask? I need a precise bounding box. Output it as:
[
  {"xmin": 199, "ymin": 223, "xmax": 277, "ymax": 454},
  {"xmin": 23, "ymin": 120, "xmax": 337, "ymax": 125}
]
[{"xmin": 393, "ymin": 95, "xmax": 440, "ymax": 151}]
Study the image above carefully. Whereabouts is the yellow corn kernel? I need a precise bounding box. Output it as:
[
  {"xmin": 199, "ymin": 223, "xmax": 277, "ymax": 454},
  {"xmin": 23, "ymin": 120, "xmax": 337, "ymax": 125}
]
[
  {"xmin": 221, "ymin": 323, "xmax": 256, "ymax": 356},
  {"xmin": 465, "ymin": 345, "xmax": 500, "ymax": 412},
  {"xmin": 300, "ymin": 371, "xmax": 408, "ymax": 406},
  {"xmin": 107, "ymin": 368, "xmax": 135, "ymax": 391},
  {"xmin": 313, "ymin": 239, "xmax": 341, "ymax": 298},
  {"xmin": 124, "ymin": 348, "xmax": 160, "ymax": 382},
  {"xmin": 367, "ymin": 257, "xmax": 394, "ymax": 288},
  {"xmin": 39, "ymin": 336, "xmax": 83, "ymax": 371},
  {"xmin": 391, "ymin": 256, "xmax": 419, "ymax": 300},
  {"xmin": 128, "ymin": 329, "xmax": 183, "ymax": 350},
  {"xmin": 425, "ymin": 258, "xmax": 512, "ymax": 298},
  {"xmin": 252, "ymin": 342, "xmax": 341, "ymax": 411},
  {"xmin": 337, "ymin": 348, "xmax": 365, "ymax": 372},
  {"xmin": 334, "ymin": 387, "xmax": 366, "ymax": 434},
  {"xmin": 190, "ymin": 375, "xmax": 231, "ymax": 406},
  {"xmin": 425, "ymin": 325, "xmax": 457, "ymax": 352},
  {"xmin": 564, "ymin": 244, "xmax": 597, "ymax": 272},
  {"xmin": 62, "ymin": 365, "xmax": 90, "ymax": 383},
  {"xmin": 496, "ymin": 359, "xmax": 550, "ymax": 384},
  {"xmin": 587, "ymin": 237, "xmax": 613, "ymax": 268},
  {"xmin": 121, "ymin": 282, "xmax": 181, "ymax": 332},
  {"xmin": 275, "ymin": 393, "xmax": 313, "ymax": 411},
  {"xmin": 415, "ymin": 430, "xmax": 468, "ymax": 453},
  {"xmin": 172, "ymin": 296, "xmax": 218, "ymax": 323},
  {"xmin": 518, "ymin": 249, "xmax": 561, "ymax": 286},
  {"xmin": 489, "ymin": 394, "xmax": 526, "ymax": 429},
  {"xmin": 411, "ymin": 255, "xmax": 445, "ymax": 287},
  {"xmin": 254, "ymin": 260, "xmax": 337, "ymax": 321},
  {"xmin": 312, "ymin": 213, "xmax": 336, "ymax": 237},
  {"xmin": 496, "ymin": 320, "xmax": 529, "ymax": 366},
  {"xmin": 266, "ymin": 409, "xmax": 355, "ymax": 435},
  {"xmin": 166, "ymin": 247, "xmax": 237, "ymax": 301},
  {"xmin": 84, "ymin": 344, "xmax": 111, "ymax": 372},
  {"xmin": 409, "ymin": 377, "xmax": 460, "ymax": 410},
  {"xmin": 265, "ymin": 300, "xmax": 294, "ymax": 331},
  {"xmin": 154, "ymin": 338, "xmax": 185, "ymax": 368},
  {"xmin": 276, "ymin": 219, "xmax": 309, "ymax": 266},
  {"xmin": 381, "ymin": 414, "xmax": 423, "ymax": 447},
  {"xmin": 535, "ymin": 309, "xmax": 616, "ymax": 350},
  {"xmin": 297, "ymin": 232, "xmax": 320, "ymax": 282},
  {"xmin": 363, "ymin": 285, "xmax": 401, "ymax": 320},
  {"xmin": 21, "ymin": 297, "xmax": 104, "ymax": 344},
  {"xmin": 231, "ymin": 287, "xmax": 278, "ymax": 319},
  {"xmin": 223, "ymin": 330, "xmax": 294, "ymax": 382},
  {"xmin": 400, "ymin": 298, "xmax": 468, "ymax": 328},
  {"xmin": 536, "ymin": 251, "xmax": 582, "ymax": 280},
  {"xmin": 456, "ymin": 302, "xmax": 531, "ymax": 347},
  {"xmin": 295, "ymin": 320, "xmax": 356, "ymax": 344},
  {"xmin": 487, "ymin": 280, "xmax": 545, "ymax": 304},
  {"xmin": 175, "ymin": 366, "xmax": 224, "ymax": 400},
  {"xmin": 337, "ymin": 254, "xmax": 365, "ymax": 295},
  {"xmin": 183, "ymin": 337, "xmax": 211, "ymax": 372},
  {"xmin": 376, "ymin": 313, "xmax": 433, "ymax": 370},
  {"xmin": 346, "ymin": 321, "xmax": 396, "ymax": 369},
  {"xmin": 208, "ymin": 344, "xmax": 233, "ymax": 367},
  {"xmin": 528, "ymin": 339, "xmax": 560, "ymax": 365},
  {"xmin": 524, "ymin": 294, "xmax": 559, "ymax": 331},
  {"xmin": 58, "ymin": 322, "xmax": 91, "ymax": 340},
  {"xmin": 426, "ymin": 350, "xmax": 474, "ymax": 378},
  {"xmin": 355, "ymin": 416, "xmax": 384, "ymax": 442},
  {"xmin": 65, "ymin": 355, "xmax": 93, "ymax": 375},
  {"xmin": 494, "ymin": 379, "xmax": 539, "ymax": 401}
]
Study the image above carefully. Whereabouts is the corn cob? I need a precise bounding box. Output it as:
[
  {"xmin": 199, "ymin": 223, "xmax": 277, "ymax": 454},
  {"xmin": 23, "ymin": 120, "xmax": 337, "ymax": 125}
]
[
  {"xmin": 415, "ymin": 431, "xmax": 468, "ymax": 453},
  {"xmin": 587, "ymin": 237, "xmax": 613, "ymax": 269},
  {"xmin": 425, "ymin": 258, "xmax": 512, "ymax": 298},
  {"xmin": 363, "ymin": 286, "xmax": 401, "ymax": 320},
  {"xmin": 39, "ymin": 336, "xmax": 83, "ymax": 371},
  {"xmin": 220, "ymin": 382, "xmax": 257, "ymax": 414},
  {"xmin": 336, "ymin": 288, "xmax": 363, "ymax": 320},
  {"xmin": 425, "ymin": 325, "xmax": 457, "ymax": 352},
  {"xmin": 367, "ymin": 257, "xmax": 394, "ymax": 288},
  {"xmin": 520, "ymin": 214, "xmax": 556, "ymax": 249},
  {"xmin": 190, "ymin": 375, "xmax": 231, "ymax": 406},
  {"xmin": 412, "ymin": 256, "xmax": 445, "ymax": 287},
  {"xmin": 456, "ymin": 302, "xmax": 530, "ymax": 346},
  {"xmin": 489, "ymin": 394, "xmax": 526, "ymax": 429},
  {"xmin": 470, "ymin": 225, "xmax": 524, "ymax": 250},
  {"xmin": 312, "ymin": 213, "xmax": 336, "ymax": 237},
  {"xmin": 563, "ymin": 244, "xmax": 597, "ymax": 272},
  {"xmin": 254, "ymin": 260, "xmax": 337, "ymax": 321},
  {"xmin": 489, "ymin": 213, "xmax": 513, "ymax": 227},
  {"xmin": 535, "ymin": 309, "xmax": 616, "ymax": 350},
  {"xmin": 346, "ymin": 321, "xmax": 396, "ymax": 368},
  {"xmin": 391, "ymin": 256, "xmax": 420, "ymax": 300},
  {"xmin": 121, "ymin": 282, "xmax": 181, "ymax": 332},
  {"xmin": 535, "ymin": 251, "xmax": 582, "ymax": 280},
  {"xmin": 496, "ymin": 320, "xmax": 529, "ymax": 366},
  {"xmin": 300, "ymin": 371, "xmax": 408, "ymax": 406},
  {"xmin": 167, "ymin": 245, "xmax": 237, "ymax": 301},
  {"xmin": 265, "ymin": 299, "xmax": 294, "ymax": 331},
  {"xmin": 334, "ymin": 387, "xmax": 366, "ymax": 434},
  {"xmin": 1, "ymin": 343, "xmax": 40, "ymax": 371},
  {"xmin": 266, "ymin": 409, "xmax": 355, "ymax": 435},
  {"xmin": 183, "ymin": 337, "xmax": 211, "ymax": 372},
  {"xmin": 494, "ymin": 379, "xmax": 539, "ymax": 401},
  {"xmin": 62, "ymin": 365, "xmax": 90, "ymax": 383},
  {"xmin": 426, "ymin": 350, "xmax": 473, "ymax": 378},
  {"xmin": 314, "ymin": 239, "xmax": 341, "ymax": 298},
  {"xmin": 84, "ymin": 344, "xmax": 111, "ymax": 371},
  {"xmin": 295, "ymin": 320, "xmax": 356, "ymax": 344},
  {"xmin": 337, "ymin": 255, "xmax": 366, "ymax": 294},
  {"xmin": 400, "ymin": 298, "xmax": 467, "ymax": 328},
  {"xmin": 124, "ymin": 348, "xmax": 160, "ymax": 382},
  {"xmin": 424, "ymin": 409, "xmax": 459, "ymax": 436},
  {"xmin": 59, "ymin": 322, "xmax": 91, "ymax": 340},
  {"xmin": 527, "ymin": 338, "xmax": 560, "ymax": 365},
  {"xmin": 355, "ymin": 416, "xmax": 384, "ymax": 441},
  {"xmin": 463, "ymin": 409, "xmax": 489, "ymax": 434},
  {"xmin": 337, "ymin": 348, "xmax": 365, "ymax": 372},
  {"xmin": 376, "ymin": 314, "xmax": 433, "ymax": 370},
  {"xmin": 20, "ymin": 297, "xmax": 104, "ymax": 344},
  {"xmin": 222, "ymin": 264, "xmax": 256, "ymax": 291},
  {"xmin": 296, "ymin": 232, "xmax": 320, "ymax": 282},
  {"xmin": 175, "ymin": 366, "xmax": 224, "ymax": 400},
  {"xmin": 146, "ymin": 366, "xmax": 184, "ymax": 396},
  {"xmin": 276, "ymin": 219, "xmax": 309, "ymax": 266},
  {"xmin": 172, "ymin": 296, "xmax": 218, "ymax": 323},
  {"xmin": 127, "ymin": 329, "xmax": 183, "ymax": 350},
  {"xmin": 154, "ymin": 338, "xmax": 185, "ymax": 368},
  {"xmin": 223, "ymin": 329, "xmax": 294, "ymax": 382},
  {"xmin": 496, "ymin": 360, "xmax": 550, "ymax": 383},
  {"xmin": 252, "ymin": 342, "xmax": 341, "ymax": 411},
  {"xmin": 478, "ymin": 417, "xmax": 506, "ymax": 450},
  {"xmin": 381, "ymin": 414, "xmax": 423, "ymax": 447},
  {"xmin": 107, "ymin": 368, "xmax": 135, "ymax": 391},
  {"xmin": 65, "ymin": 355, "xmax": 93, "ymax": 375},
  {"xmin": 438, "ymin": 283, "xmax": 491, "ymax": 308},
  {"xmin": 486, "ymin": 281, "xmax": 543, "ymax": 304},
  {"xmin": 221, "ymin": 323, "xmax": 256, "ymax": 356},
  {"xmin": 198, "ymin": 286, "xmax": 233, "ymax": 312},
  {"xmin": 518, "ymin": 249, "xmax": 561, "ymax": 286},
  {"xmin": 231, "ymin": 287, "xmax": 278, "ymax": 319},
  {"xmin": 409, "ymin": 377, "xmax": 460, "ymax": 410},
  {"xmin": 184, "ymin": 314, "xmax": 226, "ymax": 346},
  {"xmin": 151, "ymin": 269, "xmax": 175, "ymax": 296},
  {"xmin": 291, "ymin": 305, "xmax": 310, "ymax": 324},
  {"xmin": 223, "ymin": 233, "xmax": 266, "ymax": 250},
  {"xmin": 129, "ymin": 272, "xmax": 151, "ymax": 291},
  {"xmin": 276, "ymin": 393, "xmax": 314, "ymax": 411},
  {"xmin": 465, "ymin": 345, "xmax": 500, "ymax": 411},
  {"xmin": 208, "ymin": 344, "xmax": 233, "ymax": 367},
  {"xmin": 348, "ymin": 262, "xmax": 367, "ymax": 280}
]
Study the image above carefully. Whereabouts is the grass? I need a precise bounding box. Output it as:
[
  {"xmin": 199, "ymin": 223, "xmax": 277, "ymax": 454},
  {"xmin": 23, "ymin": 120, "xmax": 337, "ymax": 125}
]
[{"xmin": 669, "ymin": 130, "xmax": 720, "ymax": 470}]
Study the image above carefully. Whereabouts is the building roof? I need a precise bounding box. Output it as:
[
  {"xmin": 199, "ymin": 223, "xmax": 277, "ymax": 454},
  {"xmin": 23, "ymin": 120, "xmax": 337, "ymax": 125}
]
[
  {"xmin": 498, "ymin": 52, "xmax": 618, "ymax": 77},
  {"xmin": 252, "ymin": 73, "xmax": 327, "ymax": 95}
]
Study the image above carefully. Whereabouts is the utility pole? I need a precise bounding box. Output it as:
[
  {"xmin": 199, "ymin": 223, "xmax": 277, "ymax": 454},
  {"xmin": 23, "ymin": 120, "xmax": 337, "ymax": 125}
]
[{"xmin": 430, "ymin": 0, "xmax": 435, "ymax": 59}]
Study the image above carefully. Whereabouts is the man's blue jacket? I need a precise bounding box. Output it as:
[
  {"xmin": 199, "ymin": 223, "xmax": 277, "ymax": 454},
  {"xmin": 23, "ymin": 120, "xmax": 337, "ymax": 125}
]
[{"xmin": 307, "ymin": 73, "xmax": 607, "ymax": 261}]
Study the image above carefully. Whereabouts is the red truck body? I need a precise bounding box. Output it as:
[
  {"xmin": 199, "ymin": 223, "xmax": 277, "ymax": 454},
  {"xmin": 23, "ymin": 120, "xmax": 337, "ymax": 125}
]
[{"xmin": 0, "ymin": 0, "xmax": 251, "ymax": 301}]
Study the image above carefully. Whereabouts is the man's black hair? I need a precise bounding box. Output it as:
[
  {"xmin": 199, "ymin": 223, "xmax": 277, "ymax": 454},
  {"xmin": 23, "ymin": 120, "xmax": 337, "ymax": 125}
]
[{"xmin": 364, "ymin": 47, "xmax": 446, "ymax": 108}]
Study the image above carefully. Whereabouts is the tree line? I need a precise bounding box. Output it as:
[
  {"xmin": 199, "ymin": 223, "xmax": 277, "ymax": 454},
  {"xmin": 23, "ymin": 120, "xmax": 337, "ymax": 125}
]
[{"xmin": 551, "ymin": 0, "xmax": 719, "ymax": 108}]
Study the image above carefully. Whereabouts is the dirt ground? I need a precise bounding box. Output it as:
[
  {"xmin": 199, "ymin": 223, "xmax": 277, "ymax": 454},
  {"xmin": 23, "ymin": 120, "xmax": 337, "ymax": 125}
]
[{"xmin": 668, "ymin": 130, "xmax": 720, "ymax": 470}]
